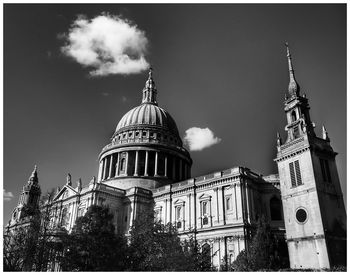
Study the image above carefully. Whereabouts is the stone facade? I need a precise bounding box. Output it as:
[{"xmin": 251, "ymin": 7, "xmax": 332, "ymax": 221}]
[{"xmin": 7, "ymin": 47, "xmax": 346, "ymax": 270}]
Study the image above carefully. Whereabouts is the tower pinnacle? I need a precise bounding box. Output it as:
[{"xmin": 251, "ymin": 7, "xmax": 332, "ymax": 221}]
[
  {"xmin": 322, "ymin": 125, "xmax": 330, "ymax": 141},
  {"xmin": 285, "ymin": 42, "xmax": 300, "ymax": 97},
  {"xmin": 142, "ymin": 67, "xmax": 158, "ymax": 105},
  {"xmin": 27, "ymin": 165, "xmax": 38, "ymax": 185}
]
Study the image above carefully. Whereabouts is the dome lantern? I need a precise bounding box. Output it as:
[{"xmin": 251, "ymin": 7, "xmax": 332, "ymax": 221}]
[{"xmin": 142, "ymin": 67, "xmax": 157, "ymax": 105}]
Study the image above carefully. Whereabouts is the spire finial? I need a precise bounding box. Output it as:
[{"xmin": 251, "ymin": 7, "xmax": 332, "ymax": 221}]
[
  {"xmin": 285, "ymin": 42, "xmax": 300, "ymax": 97},
  {"xmin": 149, "ymin": 66, "xmax": 153, "ymax": 78},
  {"xmin": 142, "ymin": 67, "xmax": 158, "ymax": 105}
]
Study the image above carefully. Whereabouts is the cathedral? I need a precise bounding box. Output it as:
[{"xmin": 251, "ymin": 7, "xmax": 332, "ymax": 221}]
[{"xmin": 7, "ymin": 45, "xmax": 346, "ymax": 269}]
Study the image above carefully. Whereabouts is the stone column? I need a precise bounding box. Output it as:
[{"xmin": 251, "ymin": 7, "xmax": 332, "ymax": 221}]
[
  {"xmin": 144, "ymin": 151, "xmax": 149, "ymax": 176},
  {"xmin": 134, "ymin": 150, "xmax": 139, "ymax": 176},
  {"xmin": 245, "ymin": 181, "xmax": 251, "ymax": 223},
  {"xmin": 108, "ymin": 154, "xmax": 114, "ymax": 178},
  {"xmin": 97, "ymin": 160, "xmax": 103, "ymax": 182},
  {"xmin": 236, "ymin": 182, "xmax": 243, "ymax": 220},
  {"xmin": 233, "ymin": 184, "xmax": 238, "ymax": 220},
  {"xmin": 104, "ymin": 158, "xmax": 109, "ymax": 180},
  {"xmin": 214, "ymin": 187, "xmax": 219, "ymax": 223},
  {"xmin": 165, "ymin": 198, "xmax": 168, "ymax": 224},
  {"xmin": 116, "ymin": 153, "xmax": 120, "ymax": 176},
  {"xmin": 125, "ymin": 151, "xmax": 129, "ymax": 176},
  {"xmin": 164, "ymin": 156, "xmax": 168, "ymax": 177},
  {"xmin": 187, "ymin": 193, "xmax": 191, "ymax": 229},
  {"xmin": 218, "ymin": 187, "xmax": 225, "ymax": 224},
  {"xmin": 101, "ymin": 158, "xmax": 106, "ymax": 180},
  {"xmin": 155, "ymin": 151, "xmax": 159, "ymax": 176}
]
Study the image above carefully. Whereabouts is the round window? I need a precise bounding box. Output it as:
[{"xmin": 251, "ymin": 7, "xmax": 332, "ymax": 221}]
[{"xmin": 296, "ymin": 208, "xmax": 307, "ymax": 223}]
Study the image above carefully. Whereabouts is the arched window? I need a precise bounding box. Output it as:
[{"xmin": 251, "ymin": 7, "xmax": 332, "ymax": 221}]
[
  {"xmin": 291, "ymin": 110, "xmax": 297, "ymax": 122},
  {"xmin": 270, "ymin": 197, "xmax": 282, "ymax": 220}
]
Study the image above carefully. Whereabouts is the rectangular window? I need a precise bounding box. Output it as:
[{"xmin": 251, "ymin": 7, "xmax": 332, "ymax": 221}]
[
  {"xmin": 294, "ymin": 160, "xmax": 302, "ymax": 186},
  {"xmin": 325, "ymin": 160, "xmax": 331, "ymax": 182},
  {"xmin": 289, "ymin": 160, "xmax": 302, "ymax": 187},
  {"xmin": 289, "ymin": 162, "xmax": 296, "ymax": 187},
  {"xmin": 225, "ymin": 196, "xmax": 232, "ymax": 211},
  {"xmin": 202, "ymin": 201, "xmax": 208, "ymax": 215},
  {"xmin": 320, "ymin": 158, "xmax": 332, "ymax": 183},
  {"xmin": 176, "ymin": 206, "xmax": 182, "ymax": 220}
]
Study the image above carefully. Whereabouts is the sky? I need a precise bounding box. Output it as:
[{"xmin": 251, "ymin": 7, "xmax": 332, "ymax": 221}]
[{"xmin": 3, "ymin": 4, "xmax": 346, "ymax": 224}]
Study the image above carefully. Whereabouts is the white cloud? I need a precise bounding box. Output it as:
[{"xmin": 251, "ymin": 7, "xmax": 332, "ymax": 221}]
[
  {"xmin": 4, "ymin": 189, "xmax": 14, "ymax": 201},
  {"xmin": 61, "ymin": 13, "xmax": 149, "ymax": 76},
  {"xmin": 184, "ymin": 127, "xmax": 221, "ymax": 151}
]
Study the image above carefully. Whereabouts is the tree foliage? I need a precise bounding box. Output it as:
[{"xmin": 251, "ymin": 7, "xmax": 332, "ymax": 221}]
[
  {"xmin": 3, "ymin": 190, "xmax": 59, "ymax": 271},
  {"xmin": 127, "ymin": 212, "xmax": 213, "ymax": 271},
  {"xmin": 59, "ymin": 205, "xmax": 127, "ymax": 271},
  {"xmin": 4, "ymin": 203, "xmax": 213, "ymax": 271},
  {"xmin": 230, "ymin": 216, "xmax": 289, "ymax": 271}
]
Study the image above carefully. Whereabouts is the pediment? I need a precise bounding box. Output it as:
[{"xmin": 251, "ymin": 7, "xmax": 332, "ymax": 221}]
[
  {"xmin": 53, "ymin": 185, "xmax": 78, "ymax": 201},
  {"xmin": 174, "ymin": 199, "xmax": 185, "ymax": 205},
  {"xmin": 198, "ymin": 193, "xmax": 211, "ymax": 200}
]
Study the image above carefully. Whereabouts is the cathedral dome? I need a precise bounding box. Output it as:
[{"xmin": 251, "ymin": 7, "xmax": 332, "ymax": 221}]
[
  {"xmin": 98, "ymin": 68, "xmax": 192, "ymax": 191},
  {"xmin": 115, "ymin": 103, "xmax": 179, "ymax": 136}
]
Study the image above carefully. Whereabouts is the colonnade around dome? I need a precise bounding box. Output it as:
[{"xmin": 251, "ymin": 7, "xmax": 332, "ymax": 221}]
[{"xmin": 98, "ymin": 149, "xmax": 191, "ymax": 183}]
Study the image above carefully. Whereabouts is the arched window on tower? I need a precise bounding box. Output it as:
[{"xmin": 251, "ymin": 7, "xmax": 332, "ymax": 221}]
[
  {"xmin": 291, "ymin": 110, "xmax": 297, "ymax": 122},
  {"xmin": 270, "ymin": 197, "xmax": 282, "ymax": 221}
]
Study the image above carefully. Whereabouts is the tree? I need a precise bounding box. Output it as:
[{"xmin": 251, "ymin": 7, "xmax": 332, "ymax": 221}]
[
  {"xmin": 3, "ymin": 190, "xmax": 57, "ymax": 271},
  {"xmin": 230, "ymin": 216, "xmax": 289, "ymax": 271},
  {"xmin": 59, "ymin": 205, "xmax": 127, "ymax": 271},
  {"xmin": 181, "ymin": 232, "xmax": 213, "ymax": 271},
  {"xmin": 128, "ymin": 212, "xmax": 184, "ymax": 271},
  {"xmin": 128, "ymin": 212, "xmax": 213, "ymax": 271},
  {"xmin": 3, "ymin": 220, "xmax": 39, "ymax": 271}
]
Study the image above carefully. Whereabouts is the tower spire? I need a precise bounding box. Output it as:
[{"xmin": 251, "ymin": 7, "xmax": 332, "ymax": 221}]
[
  {"xmin": 285, "ymin": 42, "xmax": 300, "ymax": 97},
  {"xmin": 142, "ymin": 67, "xmax": 158, "ymax": 105},
  {"xmin": 27, "ymin": 165, "xmax": 38, "ymax": 185}
]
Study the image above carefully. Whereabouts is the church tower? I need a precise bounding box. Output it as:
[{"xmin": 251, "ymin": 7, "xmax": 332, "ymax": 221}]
[
  {"xmin": 275, "ymin": 43, "xmax": 346, "ymax": 269},
  {"xmin": 10, "ymin": 165, "xmax": 41, "ymax": 224}
]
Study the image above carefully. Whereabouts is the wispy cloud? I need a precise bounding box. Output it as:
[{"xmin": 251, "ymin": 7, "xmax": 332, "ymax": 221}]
[
  {"xmin": 184, "ymin": 127, "xmax": 221, "ymax": 151},
  {"xmin": 121, "ymin": 96, "xmax": 127, "ymax": 103},
  {"xmin": 61, "ymin": 13, "xmax": 149, "ymax": 76},
  {"xmin": 4, "ymin": 189, "xmax": 14, "ymax": 201}
]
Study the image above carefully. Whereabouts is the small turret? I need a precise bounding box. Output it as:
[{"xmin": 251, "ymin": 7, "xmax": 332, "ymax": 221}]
[
  {"xmin": 77, "ymin": 178, "xmax": 82, "ymax": 192},
  {"xmin": 277, "ymin": 132, "xmax": 283, "ymax": 147},
  {"xmin": 89, "ymin": 176, "xmax": 96, "ymax": 189},
  {"xmin": 322, "ymin": 125, "xmax": 330, "ymax": 141},
  {"xmin": 66, "ymin": 173, "xmax": 72, "ymax": 186}
]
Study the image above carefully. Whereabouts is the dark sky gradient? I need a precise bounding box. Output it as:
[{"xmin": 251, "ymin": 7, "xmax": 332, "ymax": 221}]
[{"xmin": 3, "ymin": 4, "xmax": 346, "ymax": 224}]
